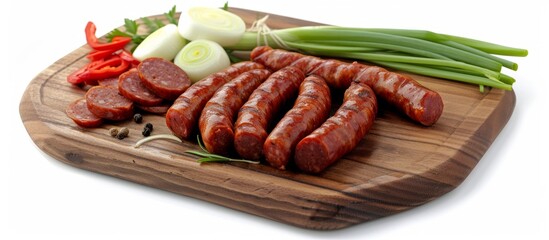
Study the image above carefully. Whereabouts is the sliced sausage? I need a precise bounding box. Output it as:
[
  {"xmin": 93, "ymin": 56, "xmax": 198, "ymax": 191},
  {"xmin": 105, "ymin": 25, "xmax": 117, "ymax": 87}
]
[
  {"xmin": 85, "ymin": 85, "xmax": 134, "ymax": 121},
  {"xmin": 66, "ymin": 98, "xmax": 103, "ymax": 128},
  {"xmin": 234, "ymin": 66, "xmax": 305, "ymax": 160},
  {"xmin": 199, "ymin": 69, "xmax": 272, "ymax": 155},
  {"xmin": 118, "ymin": 68, "xmax": 163, "ymax": 106},
  {"xmin": 166, "ymin": 61, "xmax": 265, "ymax": 139},
  {"xmin": 294, "ymin": 81, "xmax": 377, "ymax": 173},
  {"xmin": 136, "ymin": 103, "xmax": 170, "ymax": 115},
  {"xmin": 97, "ymin": 76, "xmax": 119, "ymax": 87},
  {"xmin": 263, "ymin": 75, "xmax": 331, "ymax": 170},
  {"xmin": 137, "ymin": 57, "xmax": 191, "ymax": 100}
]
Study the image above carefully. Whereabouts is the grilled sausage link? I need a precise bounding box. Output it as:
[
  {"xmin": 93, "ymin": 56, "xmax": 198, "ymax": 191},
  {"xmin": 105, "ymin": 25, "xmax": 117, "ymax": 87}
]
[
  {"xmin": 199, "ymin": 69, "xmax": 272, "ymax": 155},
  {"xmin": 251, "ymin": 46, "xmax": 443, "ymax": 126},
  {"xmin": 294, "ymin": 81, "xmax": 377, "ymax": 173},
  {"xmin": 166, "ymin": 61, "xmax": 265, "ymax": 139},
  {"xmin": 233, "ymin": 66, "xmax": 305, "ymax": 160},
  {"xmin": 263, "ymin": 75, "xmax": 331, "ymax": 170}
]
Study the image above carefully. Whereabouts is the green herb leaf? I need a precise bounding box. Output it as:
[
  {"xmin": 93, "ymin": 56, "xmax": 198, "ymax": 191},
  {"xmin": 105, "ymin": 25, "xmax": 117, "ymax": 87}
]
[
  {"xmin": 105, "ymin": 5, "xmax": 179, "ymax": 52},
  {"xmin": 140, "ymin": 17, "xmax": 156, "ymax": 32},
  {"xmin": 222, "ymin": 2, "xmax": 229, "ymax": 11},
  {"xmin": 164, "ymin": 5, "xmax": 178, "ymax": 25},
  {"xmin": 106, "ymin": 29, "xmax": 133, "ymax": 41},
  {"xmin": 124, "ymin": 18, "xmax": 139, "ymax": 34}
]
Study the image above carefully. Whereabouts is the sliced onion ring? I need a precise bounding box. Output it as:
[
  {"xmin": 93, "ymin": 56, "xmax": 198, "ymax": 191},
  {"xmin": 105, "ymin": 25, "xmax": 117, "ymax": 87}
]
[{"xmin": 174, "ymin": 39, "xmax": 231, "ymax": 83}]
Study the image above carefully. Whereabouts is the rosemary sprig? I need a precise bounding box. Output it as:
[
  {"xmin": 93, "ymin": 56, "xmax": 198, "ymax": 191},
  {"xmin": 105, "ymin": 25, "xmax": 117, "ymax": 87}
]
[{"xmin": 185, "ymin": 136, "xmax": 260, "ymax": 164}]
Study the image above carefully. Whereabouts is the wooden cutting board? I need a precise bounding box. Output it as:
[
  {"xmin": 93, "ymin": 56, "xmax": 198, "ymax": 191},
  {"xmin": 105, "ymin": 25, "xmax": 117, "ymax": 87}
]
[{"xmin": 19, "ymin": 8, "xmax": 515, "ymax": 230}]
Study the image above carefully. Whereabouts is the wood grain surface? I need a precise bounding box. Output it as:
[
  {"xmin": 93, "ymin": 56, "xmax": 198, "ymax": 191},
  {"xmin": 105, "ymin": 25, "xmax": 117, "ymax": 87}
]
[{"xmin": 18, "ymin": 8, "xmax": 515, "ymax": 230}]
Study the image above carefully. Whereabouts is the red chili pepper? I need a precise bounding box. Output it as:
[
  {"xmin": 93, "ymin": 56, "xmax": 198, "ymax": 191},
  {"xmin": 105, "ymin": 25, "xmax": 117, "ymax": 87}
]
[
  {"xmin": 119, "ymin": 50, "xmax": 141, "ymax": 67},
  {"xmin": 85, "ymin": 21, "xmax": 131, "ymax": 51},
  {"xmin": 68, "ymin": 55, "xmax": 130, "ymax": 85},
  {"xmin": 68, "ymin": 22, "xmax": 134, "ymax": 85},
  {"xmin": 85, "ymin": 55, "xmax": 130, "ymax": 85},
  {"xmin": 67, "ymin": 60, "xmax": 104, "ymax": 84},
  {"xmin": 87, "ymin": 49, "xmax": 118, "ymax": 61}
]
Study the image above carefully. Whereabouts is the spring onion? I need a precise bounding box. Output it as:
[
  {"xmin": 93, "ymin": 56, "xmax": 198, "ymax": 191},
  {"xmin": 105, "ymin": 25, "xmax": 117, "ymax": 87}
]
[
  {"xmin": 178, "ymin": 6, "xmax": 246, "ymax": 46},
  {"xmin": 132, "ymin": 24, "xmax": 187, "ymax": 61},
  {"xmin": 225, "ymin": 15, "xmax": 527, "ymax": 91},
  {"xmin": 174, "ymin": 39, "xmax": 231, "ymax": 83}
]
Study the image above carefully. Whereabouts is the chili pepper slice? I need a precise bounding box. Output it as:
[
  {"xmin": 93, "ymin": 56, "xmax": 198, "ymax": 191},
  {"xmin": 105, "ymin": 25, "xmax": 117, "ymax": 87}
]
[
  {"xmin": 84, "ymin": 55, "xmax": 130, "ymax": 85},
  {"xmin": 87, "ymin": 49, "xmax": 118, "ymax": 61},
  {"xmin": 67, "ymin": 60, "xmax": 104, "ymax": 84},
  {"xmin": 68, "ymin": 56, "xmax": 130, "ymax": 85},
  {"xmin": 85, "ymin": 21, "xmax": 131, "ymax": 51},
  {"xmin": 87, "ymin": 37, "xmax": 133, "ymax": 61},
  {"xmin": 119, "ymin": 49, "xmax": 141, "ymax": 67}
]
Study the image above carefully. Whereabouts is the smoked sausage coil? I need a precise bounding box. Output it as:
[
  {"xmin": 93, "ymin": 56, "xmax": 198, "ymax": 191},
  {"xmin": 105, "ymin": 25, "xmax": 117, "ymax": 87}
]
[
  {"xmin": 166, "ymin": 61, "xmax": 265, "ymax": 139},
  {"xmin": 294, "ymin": 81, "xmax": 377, "ymax": 173},
  {"xmin": 234, "ymin": 66, "xmax": 305, "ymax": 160},
  {"xmin": 250, "ymin": 46, "xmax": 443, "ymax": 126},
  {"xmin": 263, "ymin": 75, "xmax": 331, "ymax": 170},
  {"xmin": 199, "ymin": 69, "xmax": 272, "ymax": 155}
]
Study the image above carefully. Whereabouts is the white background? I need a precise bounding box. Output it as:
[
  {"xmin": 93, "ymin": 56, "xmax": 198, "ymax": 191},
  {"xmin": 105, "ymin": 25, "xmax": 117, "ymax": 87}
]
[{"xmin": 1, "ymin": 0, "xmax": 546, "ymax": 239}]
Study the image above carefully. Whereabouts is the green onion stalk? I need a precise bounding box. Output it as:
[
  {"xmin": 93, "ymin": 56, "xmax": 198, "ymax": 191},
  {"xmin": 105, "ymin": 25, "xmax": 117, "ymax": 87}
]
[{"xmin": 225, "ymin": 21, "xmax": 527, "ymax": 91}]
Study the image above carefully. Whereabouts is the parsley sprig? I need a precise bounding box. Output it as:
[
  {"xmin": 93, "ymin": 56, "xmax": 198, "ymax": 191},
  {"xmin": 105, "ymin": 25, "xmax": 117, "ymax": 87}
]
[{"xmin": 106, "ymin": 5, "xmax": 178, "ymax": 52}]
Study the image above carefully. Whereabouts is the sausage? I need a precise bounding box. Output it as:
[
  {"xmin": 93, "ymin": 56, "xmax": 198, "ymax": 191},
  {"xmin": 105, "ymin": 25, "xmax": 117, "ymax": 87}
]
[
  {"xmin": 66, "ymin": 98, "xmax": 103, "ymax": 128},
  {"xmin": 250, "ymin": 46, "xmax": 443, "ymax": 126},
  {"xmin": 250, "ymin": 46, "xmax": 303, "ymax": 71},
  {"xmin": 294, "ymin": 81, "xmax": 377, "ymax": 173},
  {"xmin": 137, "ymin": 57, "xmax": 191, "ymax": 100},
  {"xmin": 199, "ymin": 69, "xmax": 272, "ymax": 155},
  {"xmin": 166, "ymin": 61, "xmax": 265, "ymax": 139},
  {"xmin": 118, "ymin": 68, "xmax": 163, "ymax": 106},
  {"xmin": 252, "ymin": 46, "xmax": 357, "ymax": 89},
  {"xmin": 97, "ymin": 76, "xmax": 119, "ymax": 87},
  {"xmin": 263, "ymin": 75, "xmax": 331, "ymax": 170},
  {"xmin": 136, "ymin": 103, "xmax": 170, "ymax": 115},
  {"xmin": 309, "ymin": 60, "xmax": 364, "ymax": 89},
  {"xmin": 353, "ymin": 66, "xmax": 444, "ymax": 126},
  {"xmin": 289, "ymin": 55, "xmax": 324, "ymax": 74},
  {"xmin": 234, "ymin": 66, "xmax": 305, "ymax": 160},
  {"xmin": 85, "ymin": 85, "xmax": 134, "ymax": 121}
]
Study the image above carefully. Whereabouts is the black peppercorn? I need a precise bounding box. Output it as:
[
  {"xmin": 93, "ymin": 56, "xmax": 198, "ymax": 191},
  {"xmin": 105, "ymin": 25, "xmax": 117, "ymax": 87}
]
[
  {"xmin": 133, "ymin": 113, "xmax": 143, "ymax": 123},
  {"xmin": 142, "ymin": 127, "xmax": 151, "ymax": 137},
  {"xmin": 142, "ymin": 123, "xmax": 153, "ymax": 137}
]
